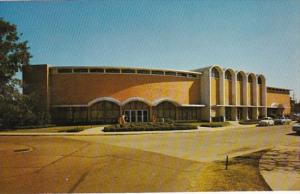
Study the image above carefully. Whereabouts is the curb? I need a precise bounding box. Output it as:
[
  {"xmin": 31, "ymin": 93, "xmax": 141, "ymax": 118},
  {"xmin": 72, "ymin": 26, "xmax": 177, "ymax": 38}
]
[{"xmin": 0, "ymin": 124, "xmax": 261, "ymax": 136}]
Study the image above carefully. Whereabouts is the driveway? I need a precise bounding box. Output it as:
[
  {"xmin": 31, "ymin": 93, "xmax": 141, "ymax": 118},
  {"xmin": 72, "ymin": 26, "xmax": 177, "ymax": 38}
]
[
  {"xmin": 0, "ymin": 125, "xmax": 298, "ymax": 192},
  {"xmin": 0, "ymin": 136, "xmax": 204, "ymax": 193},
  {"xmin": 69, "ymin": 125, "xmax": 299, "ymax": 162}
]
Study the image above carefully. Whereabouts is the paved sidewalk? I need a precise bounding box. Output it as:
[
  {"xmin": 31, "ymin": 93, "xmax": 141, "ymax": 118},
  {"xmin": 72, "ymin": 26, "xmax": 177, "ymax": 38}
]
[
  {"xmin": 0, "ymin": 123, "xmax": 258, "ymax": 136},
  {"xmin": 259, "ymin": 145, "xmax": 300, "ymax": 191}
]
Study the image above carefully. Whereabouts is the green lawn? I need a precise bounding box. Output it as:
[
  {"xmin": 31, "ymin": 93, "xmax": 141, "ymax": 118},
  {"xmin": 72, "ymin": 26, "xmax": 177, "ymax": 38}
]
[
  {"xmin": 0, "ymin": 125, "xmax": 104, "ymax": 133},
  {"xmin": 193, "ymin": 150, "xmax": 271, "ymax": 191}
]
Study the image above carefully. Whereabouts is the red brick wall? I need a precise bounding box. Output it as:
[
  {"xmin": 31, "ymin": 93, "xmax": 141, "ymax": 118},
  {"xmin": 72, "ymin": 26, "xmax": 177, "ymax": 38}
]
[{"xmin": 49, "ymin": 73, "xmax": 201, "ymax": 106}]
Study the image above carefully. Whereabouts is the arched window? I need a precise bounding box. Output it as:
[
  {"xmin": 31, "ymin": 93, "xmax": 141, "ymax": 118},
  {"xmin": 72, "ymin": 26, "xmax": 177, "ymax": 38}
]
[
  {"xmin": 225, "ymin": 70, "xmax": 232, "ymax": 80},
  {"xmin": 89, "ymin": 101, "xmax": 120, "ymax": 123},
  {"xmin": 211, "ymin": 67, "xmax": 220, "ymax": 78},
  {"xmin": 248, "ymin": 75, "xmax": 253, "ymax": 83},
  {"xmin": 155, "ymin": 101, "xmax": 176, "ymax": 120},
  {"xmin": 123, "ymin": 101, "xmax": 149, "ymax": 122},
  {"xmin": 237, "ymin": 72, "xmax": 243, "ymax": 81},
  {"xmin": 258, "ymin": 76, "xmax": 262, "ymax": 84}
]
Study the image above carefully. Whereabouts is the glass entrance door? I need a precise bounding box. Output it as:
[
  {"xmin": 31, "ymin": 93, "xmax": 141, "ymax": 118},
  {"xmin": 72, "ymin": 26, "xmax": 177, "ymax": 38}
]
[
  {"xmin": 124, "ymin": 110, "xmax": 148, "ymax": 122},
  {"xmin": 237, "ymin": 108, "xmax": 242, "ymax": 120},
  {"xmin": 248, "ymin": 108, "xmax": 252, "ymax": 120},
  {"xmin": 225, "ymin": 107, "xmax": 231, "ymax": 120}
]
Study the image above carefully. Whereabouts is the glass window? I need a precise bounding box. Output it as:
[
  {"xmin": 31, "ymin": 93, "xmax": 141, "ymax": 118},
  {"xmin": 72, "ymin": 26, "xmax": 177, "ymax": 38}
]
[
  {"xmin": 90, "ymin": 68, "xmax": 104, "ymax": 73},
  {"xmin": 165, "ymin": 71, "xmax": 177, "ymax": 76},
  {"xmin": 106, "ymin": 69, "xmax": 120, "ymax": 73},
  {"xmin": 143, "ymin": 110, "xmax": 148, "ymax": 122},
  {"xmin": 211, "ymin": 68, "xmax": 220, "ymax": 78},
  {"xmin": 225, "ymin": 71, "xmax": 232, "ymax": 80},
  {"xmin": 237, "ymin": 73, "xmax": 243, "ymax": 81},
  {"xmin": 58, "ymin": 68, "xmax": 72, "ymax": 73},
  {"xmin": 122, "ymin": 69, "xmax": 135, "ymax": 74},
  {"xmin": 187, "ymin": 74, "xmax": 197, "ymax": 78},
  {"xmin": 258, "ymin": 77, "xmax": 262, "ymax": 84},
  {"xmin": 248, "ymin": 76, "xmax": 253, "ymax": 83},
  {"xmin": 73, "ymin": 68, "xmax": 88, "ymax": 73},
  {"xmin": 155, "ymin": 101, "xmax": 176, "ymax": 120},
  {"xmin": 151, "ymin": 70, "xmax": 164, "ymax": 75},
  {"xmin": 177, "ymin": 72, "xmax": 187, "ymax": 77},
  {"xmin": 89, "ymin": 101, "xmax": 120, "ymax": 123},
  {"xmin": 137, "ymin": 69, "xmax": 150, "ymax": 74}
]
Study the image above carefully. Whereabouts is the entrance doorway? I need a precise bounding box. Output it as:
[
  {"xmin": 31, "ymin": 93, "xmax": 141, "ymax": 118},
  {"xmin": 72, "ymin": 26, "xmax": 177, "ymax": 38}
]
[
  {"xmin": 225, "ymin": 107, "xmax": 232, "ymax": 121},
  {"xmin": 124, "ymin": 110, "xmax": 148, "ymax": 122},
  {"xmin": 237, "ymin": 108, "xmax": 242, "ymax": 120},
  {"xmin": 248, "ymin": 108, "xmax": 252, "ymax": 120}
]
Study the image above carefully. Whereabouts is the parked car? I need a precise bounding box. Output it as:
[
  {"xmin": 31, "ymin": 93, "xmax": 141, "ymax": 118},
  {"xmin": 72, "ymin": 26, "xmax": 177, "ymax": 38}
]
[
  {"xmin": 291, "ymin": 113, "xmax": 300, "ymax": 121},
  {"xmin": 292, "ymin": 122, "xmax": 300, "ymax": 134},
  {"xmin": 274, "ymin": 116, "xmax": 291, "ymax": 125},
  {"xmin": 258, "ymin": 117, "xmax": 275, "ymax": 126}
]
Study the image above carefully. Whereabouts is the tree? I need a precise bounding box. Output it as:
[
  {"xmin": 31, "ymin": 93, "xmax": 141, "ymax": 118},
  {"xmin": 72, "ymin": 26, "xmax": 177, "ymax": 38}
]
[{"xmin": 0, "ymin": 18, "xmax": 33, "ymax": 128}]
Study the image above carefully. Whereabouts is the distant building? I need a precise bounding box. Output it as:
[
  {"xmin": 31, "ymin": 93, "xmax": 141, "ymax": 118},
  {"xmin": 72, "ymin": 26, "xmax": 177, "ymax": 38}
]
[{"xmin": 23, "ymin": 64, "xmax": 291, "ymax": 123}]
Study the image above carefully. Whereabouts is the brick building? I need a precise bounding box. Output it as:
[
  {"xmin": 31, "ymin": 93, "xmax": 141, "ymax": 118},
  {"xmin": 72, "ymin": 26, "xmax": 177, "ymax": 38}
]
[{"xmin": 23, "ymin": 64, "xmax": 291, "ymax": 123}]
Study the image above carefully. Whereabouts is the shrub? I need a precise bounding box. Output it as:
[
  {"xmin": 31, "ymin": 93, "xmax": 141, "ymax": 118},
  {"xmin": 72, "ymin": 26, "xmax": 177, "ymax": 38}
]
[
  {"xmin": 200, "ymin": 122, "xmax": 230, "ymax": 128},
  {"xmin": 103, "ymin": 122, "xmax": 197, "ymax": 132},
  {"xmin": 239, "ymin": 120, "xmax": 258, "ymax": 125},
  {"xmin": 58, "ymin": 127, "xmax": 84, "ymax": 133}
]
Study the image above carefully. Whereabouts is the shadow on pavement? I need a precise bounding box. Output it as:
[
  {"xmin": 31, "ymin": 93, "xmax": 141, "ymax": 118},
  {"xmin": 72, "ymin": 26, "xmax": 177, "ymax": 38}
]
[{"xmin": 286, "ymin": 132, "xmax": 300, "ymax": 136}]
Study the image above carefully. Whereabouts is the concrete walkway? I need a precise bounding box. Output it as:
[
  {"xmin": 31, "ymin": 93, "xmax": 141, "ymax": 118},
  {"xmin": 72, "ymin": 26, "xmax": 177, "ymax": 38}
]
[
  {"xmin": 0, "ymin": 123, "xmax": 259, "ymax": 136},
  {"xmin": 259, "ymin": 145, "xmax": 300, "ymax": 191}
]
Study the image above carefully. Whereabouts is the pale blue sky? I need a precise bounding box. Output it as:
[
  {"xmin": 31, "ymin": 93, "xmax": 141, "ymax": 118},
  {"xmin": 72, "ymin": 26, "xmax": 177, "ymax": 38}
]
[{"xmin": 1, "ymin": 0, "xmax": 300, "ymax": 99}]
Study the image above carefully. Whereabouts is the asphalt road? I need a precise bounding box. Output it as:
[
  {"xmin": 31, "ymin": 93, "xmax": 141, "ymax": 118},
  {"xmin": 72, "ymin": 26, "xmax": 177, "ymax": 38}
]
[
  {"xmin": 0, "ymin": 125, "xmax": 299, "ymax": 192},
  {"xmin": 70, "ymin": 124, "xmax": 300, "ymax": 162}
]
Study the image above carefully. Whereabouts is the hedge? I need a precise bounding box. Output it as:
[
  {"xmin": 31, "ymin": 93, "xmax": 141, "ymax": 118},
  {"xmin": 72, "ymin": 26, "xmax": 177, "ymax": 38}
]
[
  {"xmin": 239, "ymin": 120, "xmax": 259, "ymax": 125},
  {"xmin": 103, "ymin": 122, "xmax": 197, "ymax": 132}
]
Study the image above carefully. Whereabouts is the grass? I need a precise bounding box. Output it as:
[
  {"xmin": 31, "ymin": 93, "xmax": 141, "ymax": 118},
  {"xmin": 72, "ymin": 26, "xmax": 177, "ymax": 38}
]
[
  {"xmin": 0, "ymin": 125, "xmax": 103, "ymax": 133},
  {"xmin": 193, "ymin": 150, "xmax": 271, "ymax": 191}
]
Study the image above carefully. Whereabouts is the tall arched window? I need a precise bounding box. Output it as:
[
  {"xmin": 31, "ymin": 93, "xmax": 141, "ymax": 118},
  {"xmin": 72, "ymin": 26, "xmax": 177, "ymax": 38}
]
[
  {"xmin": 211, "ymin": 67, "xmax": 220, "ymax": 78},
  {"xmin": 225, "ymin": 70, "xmax": 232, "ymax": 80},
  {"xmin": 237, "ymin": 72, "xmax": 243, "ymax": 81},
  {"xmin": 248, "ymin": 75, "xmax": 253, "ymax": 83},
  {"xmin": 258, "ymin": 76, "xmax": 262, "ymax": 84}
]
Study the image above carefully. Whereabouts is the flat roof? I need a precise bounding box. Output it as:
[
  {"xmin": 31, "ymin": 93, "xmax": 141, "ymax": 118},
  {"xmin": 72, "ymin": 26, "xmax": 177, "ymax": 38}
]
[
  {"xmin": 267, "ymin": 86, "xmax": 291, "ymax": 91},
  {"xmin": 50, "ymin": 65, "xmax": 202, "ymax": 75}
]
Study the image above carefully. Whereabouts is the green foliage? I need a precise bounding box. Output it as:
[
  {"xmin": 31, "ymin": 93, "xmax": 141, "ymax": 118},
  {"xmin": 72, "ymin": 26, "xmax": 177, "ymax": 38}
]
[
  {"xmin": 239, "ymin": 120, "xmax": 258, "ymax": 125},
  {"xmin": 0, "ymin": 18, "xmax": 49, "ymax": 128},
  {"xmin": 0, "ymin": 18, "xmax": 31, "ymax": 86},
  {"xmin": 58, "ymin": 127, "xmax": 84, "ymax": 133},
  {"xmin": 103, "ymin": 122, "xmax": 197, "ymax": 132}
]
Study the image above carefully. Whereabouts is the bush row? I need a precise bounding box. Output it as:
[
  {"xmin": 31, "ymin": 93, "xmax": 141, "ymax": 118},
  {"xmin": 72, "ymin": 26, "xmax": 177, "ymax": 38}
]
[
  {"xmin": 103, "ymin": 122, "xmax": 197, "ymax": 132},
  {"xmin": 58, "ymin": 127, "xmax": 85, "ymax": 133},
  {"xmin": 239, "ymin": 120, "xmax": 259, "ymax": 125}
]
